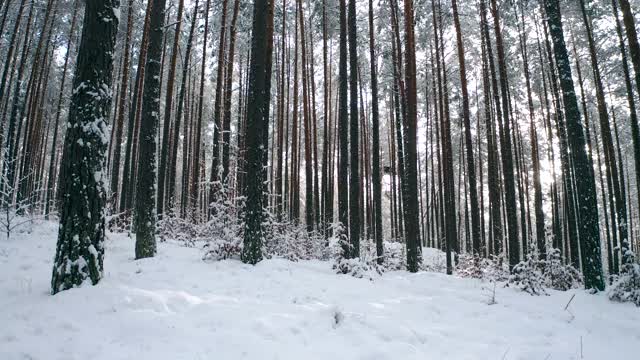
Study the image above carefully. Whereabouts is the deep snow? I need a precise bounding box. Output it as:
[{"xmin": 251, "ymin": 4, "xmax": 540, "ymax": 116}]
[{"xmin": 1, "ymin": 221, "xmax": 638, "ymax": 360}]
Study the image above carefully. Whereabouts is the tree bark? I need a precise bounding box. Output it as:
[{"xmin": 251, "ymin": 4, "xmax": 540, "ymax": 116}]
[{"xmin": 51, "ymin": 0, "xmax": 119, "ymax": 294}]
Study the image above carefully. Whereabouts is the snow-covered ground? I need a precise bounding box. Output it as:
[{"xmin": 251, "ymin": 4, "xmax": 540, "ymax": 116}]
[{"xmin": 1, "ymin": 221, "xmax": 638, "ymax": 360}]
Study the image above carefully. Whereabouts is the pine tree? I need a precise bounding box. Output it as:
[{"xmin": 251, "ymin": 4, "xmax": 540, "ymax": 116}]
[
  {"xmin": 135, "ymin": 0, "xmax": 168, "ymax": 259},
  {"xmin": 242, "ymin": 0, "xmax": 275, "ymax": 264},
  {"xmin": 337, "ymin": 0, "xmax": 350, "ymax": 258},
  {"xmin": 109, "ymin": 0, "xmax": 134, "ymax": 213},
  {"xmin": 616, "ymin": 0, "xmax": 640, "ymax": 265},
  {"xmin": 489, "ymin": 0, "xmax": 519, "ymax": 269},
  {"xmin": 347, "ymin": 0, "xmax": 360, "ymax": 258},
  {"xmin": 157, "ymin": 0, "xmax": 185, "ymax": 216},
  {"xmin": 403, "ymin": 0, "xmax": 420, "ymax": 272},
  {"xmin": 545, "ymin": 0, "xmax": 604, "ymax": 291},
  {"xmin": 368, "ymin": 0, "xmax": 383, "ymax": 264},
  {"xmin": 452, "ymin": 0, "xmax": 480, "ymax": 256},
  {"xmin": 51, "ymin": 0, "xmax": 119, "ymax": 294}
]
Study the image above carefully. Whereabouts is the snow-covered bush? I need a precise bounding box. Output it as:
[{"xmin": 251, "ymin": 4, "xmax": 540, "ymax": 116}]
[
  {"xmin": 329, "ymin": 224, "xmax": 382, "ymax": 279},
  {"xmin": 0, "ymin": 157, "xmax": 41, "ymax": 239},
  {"xmin": 333, "ymin": 257, "xmax": 382, "ymax": 280},
  {"xmin": 107, "ymin": 211, "xmax": 131, "ymax": 234},
  {"xmin": 262, "ymin": 212, "xmax": 327, "ymax": 261},
  {"xmin": 156, "ymin": 209, "xmax": 199, "ymax": 246},
  {"xmin": 608, "ymin": 251, "xmax": 640, "ymax": 307},
  {"xmin": 544, "ymin": 248, "xmax": 582, "ymax": 291},
  {"xmin": 509, "ymin": 252, "xmax": 548, "ymax": 296},
  {"xmin": 377, "ymin": 241, "xmax": 406, "ymax": 271},
  {"xmin": 202, "ymin": 240, "xmax": 242, "ymax": 261},
  {"xmin": 456, "ymin": 253, "xmax": 509, "ymax": 281},
  {"xmin": 508, "ymin": 247, "xmax": 582, "ymax": 295},
  {"xmin": 456, "ymin": 254, "xmax": 483, "ymax": 278},
  {"xmin": 421, "ymin": 247, "xmax": 448, "ymax": 273}
]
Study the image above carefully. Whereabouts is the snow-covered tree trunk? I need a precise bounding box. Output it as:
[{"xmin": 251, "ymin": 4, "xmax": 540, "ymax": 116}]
[
  {"xmin": 135, "ymin": 0, "xmax": 167, "ymax": 259},
  {"xmin": 51, "ymin": 0, "xmax": 119, "ymax": 294}
]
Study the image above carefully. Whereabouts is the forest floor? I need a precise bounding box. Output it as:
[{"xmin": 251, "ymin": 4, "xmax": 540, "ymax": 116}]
[{"xmin": 1, "ymin": 220, "xmax": 638, "ymax": 360}]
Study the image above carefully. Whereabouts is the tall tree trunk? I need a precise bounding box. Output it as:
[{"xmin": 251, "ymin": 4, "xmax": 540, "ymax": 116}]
[
  {"xmin": 190, "ymin": 0, "xmax": 212, "ymax": 217},
  {"xmin": 297, "ymin": 0, "xmax": 314, "ymax": 232},
  {"xmin": 347, "ymin": 0, "xmax": 360, "ymax": 258},
  {"xmin": 0, "ymin": 0, "xmax": 27, "ymax": 109},
  {"xmin": 452, "ymin": 0, "xmax": 480, "ymax": 256},
  {"xmin": 45, "ymin": 0, "xmax": 80, "ymax": 218},
  {"xmin": 545, "ymin": 0, "xmax": 604, "ymax": 290},
  {"xmin": 168, "ymin": 0, "xmax": 199, "ymax": 208},
  {"xmin": 222, "ymin": 0, "xmax": 241, "ymax": 185},
  {"xmin": 580, "ymin": 0, "xmax": 627, "ymax": 273},
  {"xmin": 337, "ymin": 0, "xmax": 349, "ymax": 258},
  {"xmin": 209, "ymin": 0, "xmax": 230, "ymax": 201},
  {"xmin": 135, "ymin": 0, "xmax": 168, "ymax": 258},
  {"xmin": 109, "ymin": 0, "xmax": 134, "ymax": 214},
  {"xmin": 2, "ymin": 0, "xmax": 34, "ymax": 205},
  {"xmin": 120, "ymin": 0, "xmax": 152, "ymax": 214},
  {"xmin": 157, "ymin": 0, "xmax": 185, "ymax": 216},
  {"xmin": 242, "ymin": 0, "xmax": 275, "ymax": 264},
  {"xmin": 489, "ymin": 0, "xmax": 519, "ymax": 269},
  {"xmin": 51, "ymin": 0, "xmax": 119, "ymax": 294},
  {"xmin": 275, "ymin": 0, "xmax": 286, "ymax": 218},
  {"xmin": 368, "ymin": 0, "xmax": 383, "ymax": 263},
  {"xmin": 614, "ymin": 0, "xmax": 639, "ymax": 265}
]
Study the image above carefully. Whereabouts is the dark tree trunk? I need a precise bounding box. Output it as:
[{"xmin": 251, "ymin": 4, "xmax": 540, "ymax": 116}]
[
  {"xmin": 168, "ymin": 0, "xmax": 199, "ymax": 208},
  {"xmin": 109, "ymin": 0, "xmax": 133, "ymax": 214},
  {"xmin": 135, "ymin": 0, "xmax": 167, "ymax": 259},
  {"xmin": 157, "ymin": 0, "xmax": 185, "ymax": 216},
  {"xmin": 479, "ymin": 0, "xmax": 502, "ymax": 257},
  {"xmin": 51, "ymin": 0, "xmax": 119, "ymax": 294},
  {"xmin": 242, "ymin": 0, "xmax": 275, "ymax": 264},
  {"xmin": 614, "ymin": 0, "xmax": 639, "ymax": 265},
  {"xmin": 347, "ymin": 0, "xmax": 360, "ymax": 258},
  {"xmin": 368, "ymin": 0, "xmax": 383, "ymax": 263},
  {"xmin": 190, "ymin": 0, "xmax": 211, "ymax": 218},
  {"xmin": 580, "ymin": 0, "xmax": 627, "ymax": 274},
  {"xmin": 209, "ymin": 0, "xmax": 230, "ymax": 201},
  {"xmin": 337, "ymin": 0, "xmax": 349, "ymax": 258},
  {"xmin": 222, "ymin": 0, "xmax": 241, "ymax": 184},
  {"xmin": 120, "ymin": 0, "xmax": 152, "ymax": 214},
  {"xmin": 489, "ymin": 0, "xmax": 519, "ymax": 269},
  {"xmin": 45, "ymin": 0, "xmax": 80, "ymax": 218},
  {"xmin": 401, "ymin": 0, "xmax": 420, "ymax": 271},
  {"xmin": 452, "ymin": 0, "xmax": 480, "ymax": 256},
  {"xmin": 545, "ymin": 0, "xmax": 604, "ymax": 291},
  {"xmin": 297, "ymin": 0, "xmax": 314, "ymax": 232}
]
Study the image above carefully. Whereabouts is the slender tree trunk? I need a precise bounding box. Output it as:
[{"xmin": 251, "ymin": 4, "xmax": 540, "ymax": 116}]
[
  {"xmin": 222, "ymin": 0, "xmax": 241, "ymax": 185},
  {"xmin": 346, "ymin": 0, "xmax": 360, "ymax": 258},
  {"xmin": 108, "ymin": 0, "xmax": 134, "ymax": 215},
  {"xmin": 157, "ymin": 0, "xmax": 185, "ymax": 216},
  {"xmin": 452, "ymin": 0, "xmax": 480, "ymax": 256},
  {"xmin": 613, "ymin": 0, "xmax": 639, "ymax": 265},
  {"xmin": 120, "ymin": 0, "xmax": 152, "ymax": 214},
  {"xmin": 209, "ymin": 0, "xmax": 229, "ymax": 202},
  {"xmin": 190, "ymin": 0, "xmax": 212, "ymax": 217},
  {"xmin": 337, "ymin": 0, "xmax": 349, "ymax": 258},
  {"xmin": 167, "ymin": 0, "xmax": 198, "ymax": 209},
  {"xmin": 135, "ymin": 0, "xmax": 168, "ymax": 258},
  {"xmin": 489, "ymin": 0, "xmax": 519, "ymax": 269},
  {"xmin": 297, "ymin": 0, "xmax": 314, "ymax": 232},
  {"xmin": 368, "ymin": 0, "xmax": 383, "ymax": 263}
]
